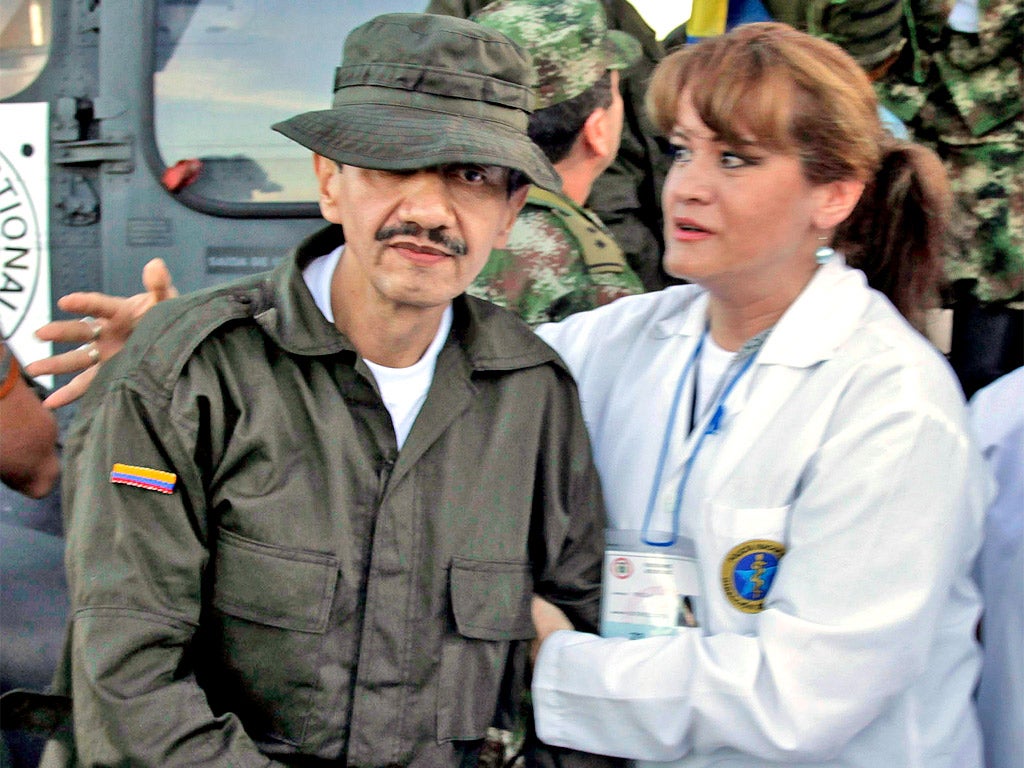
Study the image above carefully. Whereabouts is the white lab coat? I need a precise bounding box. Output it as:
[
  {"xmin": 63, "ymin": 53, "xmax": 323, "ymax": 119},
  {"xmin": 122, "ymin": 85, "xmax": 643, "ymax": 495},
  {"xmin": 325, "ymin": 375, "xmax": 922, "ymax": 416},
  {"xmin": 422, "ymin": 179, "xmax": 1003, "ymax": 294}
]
[
  {"xmin": 534, "ymin": 259, "xmax": 992, "ymax": 767},
  {"xmin": 969, "ymin": 367, "xmax": 1024, "ymax": 768}
]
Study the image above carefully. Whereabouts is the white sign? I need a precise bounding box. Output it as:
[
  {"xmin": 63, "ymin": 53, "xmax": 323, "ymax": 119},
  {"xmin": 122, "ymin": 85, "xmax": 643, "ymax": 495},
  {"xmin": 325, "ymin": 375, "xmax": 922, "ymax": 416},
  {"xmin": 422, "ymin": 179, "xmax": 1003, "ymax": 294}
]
[{"xmin": 0, "ymin": 101, "xmax": 51, "ymax": 377}]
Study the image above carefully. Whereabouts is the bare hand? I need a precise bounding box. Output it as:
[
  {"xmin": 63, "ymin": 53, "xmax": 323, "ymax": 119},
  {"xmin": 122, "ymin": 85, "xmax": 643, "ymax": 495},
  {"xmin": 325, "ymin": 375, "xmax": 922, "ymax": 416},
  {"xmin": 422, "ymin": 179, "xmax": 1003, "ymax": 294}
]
[
  {"xmin": 25, "ymin": 258, "xmax": 177, "ymax": 408},
  {"xmin": 531, "ymin": 595, "xmax": 573, "ymax": 666}
]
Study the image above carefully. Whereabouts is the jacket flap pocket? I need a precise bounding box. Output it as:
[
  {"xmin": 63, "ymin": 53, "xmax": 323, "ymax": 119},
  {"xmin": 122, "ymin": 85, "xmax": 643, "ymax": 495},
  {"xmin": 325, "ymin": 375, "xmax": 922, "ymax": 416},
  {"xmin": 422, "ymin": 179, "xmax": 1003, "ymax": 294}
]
[
  {"xmin": 449, "ymin": 557, "xmax": 532, "ymax": 641},
  {"xmin": 212, "ymin": 529, "xmax": 337, "ymax": 633}
]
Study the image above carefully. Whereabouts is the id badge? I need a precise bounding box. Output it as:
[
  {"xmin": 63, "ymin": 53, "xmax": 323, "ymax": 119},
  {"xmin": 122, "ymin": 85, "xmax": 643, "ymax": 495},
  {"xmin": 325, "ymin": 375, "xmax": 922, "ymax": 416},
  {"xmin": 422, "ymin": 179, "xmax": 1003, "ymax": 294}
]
[{"xmin": 600, "ymin": 530, "xmax": 702, "ymax": 639}]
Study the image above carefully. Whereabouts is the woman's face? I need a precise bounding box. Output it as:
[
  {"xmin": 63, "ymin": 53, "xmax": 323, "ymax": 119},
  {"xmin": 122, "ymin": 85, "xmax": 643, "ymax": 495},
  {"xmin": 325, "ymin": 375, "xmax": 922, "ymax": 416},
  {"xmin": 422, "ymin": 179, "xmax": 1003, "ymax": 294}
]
[{"xmin": 660, "ymin": 94, "xmax": 826, "ymax": 300}]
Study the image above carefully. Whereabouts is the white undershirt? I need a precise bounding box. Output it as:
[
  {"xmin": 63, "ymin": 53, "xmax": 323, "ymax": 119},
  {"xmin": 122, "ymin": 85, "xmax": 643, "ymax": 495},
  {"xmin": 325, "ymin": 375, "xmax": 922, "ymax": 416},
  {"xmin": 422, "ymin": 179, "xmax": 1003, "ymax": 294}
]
[
  {"xmin": 303, "ymin": 245, "xmax": 453, "ymax": 449},
  {"xmin": 695, "ymin": 334, "xmax": 737, "ymax": 420}
]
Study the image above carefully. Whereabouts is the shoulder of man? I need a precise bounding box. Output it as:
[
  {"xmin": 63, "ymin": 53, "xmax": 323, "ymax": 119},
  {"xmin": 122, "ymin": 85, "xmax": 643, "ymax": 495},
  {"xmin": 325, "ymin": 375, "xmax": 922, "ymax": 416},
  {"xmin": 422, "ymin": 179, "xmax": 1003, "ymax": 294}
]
[
  {"xmin": 458, "ymin": 293, "xmax": 576, "ymax": 375},
  {"xmin": 92, "ymin": 272, "xmax": 272, "ymax": 403},
  {"xmin": 525, "ymin": 187, "xmax": 632, "ymax": 275},
  {"xmin": 422, "ymin": 0, "xmax": 489, "ymax": 17},
  {"xmin": 601, "ymin": 0, "xmax": 664, "ymax": 62}
]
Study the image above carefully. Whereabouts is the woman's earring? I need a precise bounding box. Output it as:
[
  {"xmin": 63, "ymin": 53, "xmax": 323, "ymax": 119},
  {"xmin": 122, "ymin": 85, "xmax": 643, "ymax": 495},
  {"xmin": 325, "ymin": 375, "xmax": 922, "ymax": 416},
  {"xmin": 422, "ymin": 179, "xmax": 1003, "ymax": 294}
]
[{"xmin": 815, "ymin": 237, "xmax": 834, "ymax": 265}]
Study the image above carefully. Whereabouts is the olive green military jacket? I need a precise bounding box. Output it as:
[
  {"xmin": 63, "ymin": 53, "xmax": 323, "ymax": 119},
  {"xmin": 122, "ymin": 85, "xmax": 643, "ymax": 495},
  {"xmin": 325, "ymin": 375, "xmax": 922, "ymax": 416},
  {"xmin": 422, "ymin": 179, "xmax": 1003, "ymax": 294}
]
[{"xmin": 57, "ymin": 226, "xmax": 610, "ymax": 766}]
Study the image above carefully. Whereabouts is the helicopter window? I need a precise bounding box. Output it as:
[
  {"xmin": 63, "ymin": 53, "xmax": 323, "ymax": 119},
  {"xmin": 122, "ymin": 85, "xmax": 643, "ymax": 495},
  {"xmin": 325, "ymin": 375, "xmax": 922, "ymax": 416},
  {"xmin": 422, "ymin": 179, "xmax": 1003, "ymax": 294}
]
[
  {"xmin": 0, "ymin": 0, "xmax": 52, "ymax": 100},
  {"xmin": 154, "ymin": 0, "xmax": 423, "ymax": 206}
]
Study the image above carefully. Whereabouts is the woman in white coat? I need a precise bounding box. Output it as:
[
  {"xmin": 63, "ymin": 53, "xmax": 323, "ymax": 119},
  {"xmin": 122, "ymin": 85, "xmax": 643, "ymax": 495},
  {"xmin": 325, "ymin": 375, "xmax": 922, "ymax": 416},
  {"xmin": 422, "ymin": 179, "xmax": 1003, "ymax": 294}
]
[{"xmin": 531, "ymin": 22, "xmax": 992, "ymax": 768}]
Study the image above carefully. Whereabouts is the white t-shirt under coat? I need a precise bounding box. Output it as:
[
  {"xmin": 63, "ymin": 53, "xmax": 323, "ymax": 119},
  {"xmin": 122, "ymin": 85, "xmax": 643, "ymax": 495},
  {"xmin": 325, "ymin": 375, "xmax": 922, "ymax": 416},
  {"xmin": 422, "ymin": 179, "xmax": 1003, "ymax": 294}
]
[{"xmin": 304, "ymin": 245, "xmax": 452, "ymax": 449}]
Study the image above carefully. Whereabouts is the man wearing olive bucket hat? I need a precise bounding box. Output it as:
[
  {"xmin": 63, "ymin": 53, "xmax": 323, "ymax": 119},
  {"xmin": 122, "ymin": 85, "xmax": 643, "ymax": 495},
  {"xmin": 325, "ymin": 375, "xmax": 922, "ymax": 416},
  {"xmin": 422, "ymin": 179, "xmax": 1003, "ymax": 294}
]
[{"xmin": 50, "ymin": 13, "xmax": 613, "ymax": 767}]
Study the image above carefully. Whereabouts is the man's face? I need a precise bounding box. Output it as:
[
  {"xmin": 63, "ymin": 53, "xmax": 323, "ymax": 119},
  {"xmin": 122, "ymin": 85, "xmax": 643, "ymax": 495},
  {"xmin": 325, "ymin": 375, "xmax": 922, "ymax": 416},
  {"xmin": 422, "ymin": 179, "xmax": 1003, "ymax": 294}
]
[{"xmin": 316, "ymin": 156, "xmax": 528, "ymax": 313}]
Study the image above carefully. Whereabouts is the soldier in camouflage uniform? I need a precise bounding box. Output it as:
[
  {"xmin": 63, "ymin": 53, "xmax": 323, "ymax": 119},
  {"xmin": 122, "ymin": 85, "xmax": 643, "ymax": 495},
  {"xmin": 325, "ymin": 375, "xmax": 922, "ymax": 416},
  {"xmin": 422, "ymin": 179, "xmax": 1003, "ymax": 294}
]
[
  {"xmin": 875, "ymin": 0, "xmax": 1023, "ymax": 396},
  {"xmin": 464, "ymin": 0, "xmax": 647, "ymax": 326},
  {"xmin": 762, "ymin": 0, "xmax": 1022, "ymax": 395},
  {"xmin": 426, "ymin": 0, "xmax": 676, "ymax": 291},
  {"xmin": 583, "ymin": 0, "xmax": 678, "ymax": 291}
]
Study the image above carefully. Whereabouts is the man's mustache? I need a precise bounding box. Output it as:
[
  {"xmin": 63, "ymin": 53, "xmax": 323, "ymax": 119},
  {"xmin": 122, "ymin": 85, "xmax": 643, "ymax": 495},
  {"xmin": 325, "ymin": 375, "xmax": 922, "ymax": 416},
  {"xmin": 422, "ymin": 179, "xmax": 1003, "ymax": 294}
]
[{"xmin": 375, "ymin": 223, "xmax": 468, "ymax": 257}]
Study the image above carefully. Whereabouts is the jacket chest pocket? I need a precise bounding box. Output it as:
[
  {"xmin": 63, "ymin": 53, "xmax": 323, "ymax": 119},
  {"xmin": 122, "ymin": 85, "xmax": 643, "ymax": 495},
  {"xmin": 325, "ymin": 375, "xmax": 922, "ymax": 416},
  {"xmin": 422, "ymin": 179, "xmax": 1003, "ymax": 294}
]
[
  {"xmin": 437, "ymin": 557, "xmax": 534, "ymax": 742},
  {"xmin": 208, "ymin": 528, "xmax": 339, "ymax": 746},
  {"xmin": 212, "ymin": 529, "xmax": 337, "ymax": 631}
]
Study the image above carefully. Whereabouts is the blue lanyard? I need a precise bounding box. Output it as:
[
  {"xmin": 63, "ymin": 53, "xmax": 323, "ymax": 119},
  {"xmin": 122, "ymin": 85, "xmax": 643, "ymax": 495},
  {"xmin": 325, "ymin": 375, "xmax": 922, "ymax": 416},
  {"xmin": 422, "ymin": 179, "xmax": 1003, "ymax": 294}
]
[{"xmin": 641, "ymin": 329, "xmax": 761, "ymax": 547}]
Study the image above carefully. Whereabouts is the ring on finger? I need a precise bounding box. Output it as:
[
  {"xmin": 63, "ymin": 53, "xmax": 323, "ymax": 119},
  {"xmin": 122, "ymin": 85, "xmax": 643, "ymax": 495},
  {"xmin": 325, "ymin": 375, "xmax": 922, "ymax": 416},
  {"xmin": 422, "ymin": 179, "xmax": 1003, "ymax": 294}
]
[
  {"xmin": 77, "ymin": 342, "xmax": 100, "ymax": 364},
  {"xmin": 81, "ymin": 315, "xmax": 102, "ymax": 340}
]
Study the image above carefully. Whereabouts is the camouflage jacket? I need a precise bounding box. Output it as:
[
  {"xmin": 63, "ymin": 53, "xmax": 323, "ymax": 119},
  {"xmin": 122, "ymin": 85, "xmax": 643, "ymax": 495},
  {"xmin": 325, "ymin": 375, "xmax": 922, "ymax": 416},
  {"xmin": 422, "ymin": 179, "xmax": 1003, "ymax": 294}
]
[
  {"xmin": 875, "ymin": 0, "xmax": 1023, "ymax": 303},
  {"xmin": 468, "ymin": 187, "xmax": 645, "ymax": 326},
  {"xmin": 877, "ymin": 0, "xmax": 1022, "ymax": 137}
]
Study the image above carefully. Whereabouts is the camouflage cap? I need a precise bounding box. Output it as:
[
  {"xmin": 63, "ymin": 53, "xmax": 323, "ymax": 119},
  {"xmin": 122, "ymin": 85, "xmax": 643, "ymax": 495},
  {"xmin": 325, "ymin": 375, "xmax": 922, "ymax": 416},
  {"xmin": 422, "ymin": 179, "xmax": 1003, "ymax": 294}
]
[
  {"xmin": 272, "ymin": 13, "xmax": 560, "ymax": 191},
  {"xmin": 472, "ymin": 0, "xmax": 643, "ymax": 110}
]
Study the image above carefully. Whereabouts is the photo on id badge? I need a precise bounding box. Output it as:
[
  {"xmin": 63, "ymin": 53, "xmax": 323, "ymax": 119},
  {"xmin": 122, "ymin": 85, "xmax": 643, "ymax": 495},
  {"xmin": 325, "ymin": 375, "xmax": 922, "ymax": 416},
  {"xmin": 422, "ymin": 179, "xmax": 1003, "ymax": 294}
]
[{"xmin": 600, "ymin": 531, "xmax": 702, "ymax": 639}]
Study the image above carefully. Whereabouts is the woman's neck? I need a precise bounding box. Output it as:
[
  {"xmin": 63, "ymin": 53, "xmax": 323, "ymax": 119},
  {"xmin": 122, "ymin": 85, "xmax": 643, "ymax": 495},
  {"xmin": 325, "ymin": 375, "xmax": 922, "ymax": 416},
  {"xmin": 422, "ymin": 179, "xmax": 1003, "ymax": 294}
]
[
  {"xmin": 707, "ymin": 301, "xmax": 784, "ymax": 351},
  {"xmin": 705, "ymin": 267, "xmax": 817, "ymax": 351}
]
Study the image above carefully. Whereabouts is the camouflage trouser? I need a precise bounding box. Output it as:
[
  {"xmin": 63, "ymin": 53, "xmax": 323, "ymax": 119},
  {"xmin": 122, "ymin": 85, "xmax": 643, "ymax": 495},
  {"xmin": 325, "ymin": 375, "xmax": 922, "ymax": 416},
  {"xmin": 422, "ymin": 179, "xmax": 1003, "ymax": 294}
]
[
  {"xmin": 911, "ymin": 111, "xmax": 1024, "ymax": 396},
  {"xmin": 908, "ymin": 99, "xmax": 1024, "ymax": 306},
  {"xmin": 941, "ymin": 128, "xmax": 1023, "ymax": 305},
  {"xmin": 479, "ymin": 727, "xmax": 525, "ymax": 768}
]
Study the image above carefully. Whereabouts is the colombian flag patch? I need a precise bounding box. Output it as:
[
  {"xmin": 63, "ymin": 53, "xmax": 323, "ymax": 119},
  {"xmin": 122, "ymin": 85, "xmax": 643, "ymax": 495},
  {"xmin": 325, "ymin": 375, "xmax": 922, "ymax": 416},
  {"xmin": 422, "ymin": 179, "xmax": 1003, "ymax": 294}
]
[{"xmin": 110, "ymin": 463, "xmax": 177, "ymax": 494}]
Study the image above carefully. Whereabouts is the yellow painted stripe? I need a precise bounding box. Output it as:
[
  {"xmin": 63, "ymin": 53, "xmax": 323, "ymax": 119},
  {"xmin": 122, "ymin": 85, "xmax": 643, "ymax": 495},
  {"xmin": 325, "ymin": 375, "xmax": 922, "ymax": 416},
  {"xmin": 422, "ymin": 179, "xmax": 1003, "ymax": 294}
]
[{"xmin": 111, "ymin": 463, "xmax": 177, "ymax": 485}]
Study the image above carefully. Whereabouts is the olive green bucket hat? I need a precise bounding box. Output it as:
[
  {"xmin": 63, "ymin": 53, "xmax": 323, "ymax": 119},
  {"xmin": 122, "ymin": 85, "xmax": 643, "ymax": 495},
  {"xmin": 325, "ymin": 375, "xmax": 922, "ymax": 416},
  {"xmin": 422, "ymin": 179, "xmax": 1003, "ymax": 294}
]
[
  {"xmin": 272, "ymin": 13, "xmax": 561, "ymax": 192},
  {"xmin": 472, "ymin": 0, "xmax": 643, "ymax": 109}
]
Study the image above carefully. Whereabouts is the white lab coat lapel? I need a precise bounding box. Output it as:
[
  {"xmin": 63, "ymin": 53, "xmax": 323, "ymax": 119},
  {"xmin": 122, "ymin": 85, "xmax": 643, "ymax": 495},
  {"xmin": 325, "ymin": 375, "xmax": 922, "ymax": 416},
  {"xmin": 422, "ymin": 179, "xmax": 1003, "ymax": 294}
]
[
  {"xmin": 664, "ymin": 292, "xmax": 711, "ymax": 452},
  {"xmin": 651, "ymin": 289, "xmax": 709, "ymax": 345},
  {"xmin": 701, "ymin": 261, "xmax": 874, "ymax": 501},
  {"xmin": 639, "ymin": 293, "xmax": 709, "ymax": 532}
]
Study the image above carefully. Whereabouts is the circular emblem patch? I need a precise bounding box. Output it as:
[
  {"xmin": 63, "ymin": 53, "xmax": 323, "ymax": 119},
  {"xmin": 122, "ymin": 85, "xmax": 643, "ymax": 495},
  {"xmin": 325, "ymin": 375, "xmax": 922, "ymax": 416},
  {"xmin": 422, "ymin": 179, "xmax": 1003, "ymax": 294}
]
[
  {"xmin": 720, "ymin": 539, "xmax": 786, "ymax": 613},
  {"xmin": 610, "ymin": 556, "xmax": 634, "ymax": 579}
]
